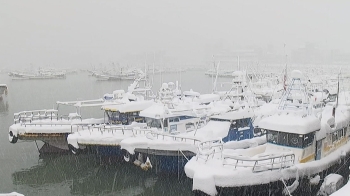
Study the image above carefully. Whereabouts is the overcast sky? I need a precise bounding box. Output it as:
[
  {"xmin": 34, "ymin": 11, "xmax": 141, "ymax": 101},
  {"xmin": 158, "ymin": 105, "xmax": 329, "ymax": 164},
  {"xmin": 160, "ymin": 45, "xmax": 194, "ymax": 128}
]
[{"xmin": 1, "ymin": 0, "xmax": 349, "ymax": 68}]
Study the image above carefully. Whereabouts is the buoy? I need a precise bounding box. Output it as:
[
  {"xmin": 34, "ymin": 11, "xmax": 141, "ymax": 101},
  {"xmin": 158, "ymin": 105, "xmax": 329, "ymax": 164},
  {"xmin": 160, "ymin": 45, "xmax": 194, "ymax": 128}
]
[
  {"xmin": 9, "ymin": 131, "xmax": 18, "ymax": 144},
  {"xmin": 123, "ymin": 151, "xmax": 131, "ymax": 162}
]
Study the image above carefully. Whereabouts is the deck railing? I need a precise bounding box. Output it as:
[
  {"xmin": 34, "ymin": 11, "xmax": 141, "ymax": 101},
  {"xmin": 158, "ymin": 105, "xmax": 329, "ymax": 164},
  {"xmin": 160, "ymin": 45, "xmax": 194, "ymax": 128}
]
[
  {"xmin": 196, "ymin": 139, "xmax": 224, "ymax": 162},
  {"xmin": 14, "ymin": 109, "xmax": 82, "ymax": 124},
  {"xmin": 75, "ymin": 124, "xmax": 151, "ymax": 136},
  {"xmin": 223, "ymin": 152, "xmax": 295, "ymax": 172},
  {"xmin": 145, "ymin": 130, "xmax": 201, "ymax": 145}
]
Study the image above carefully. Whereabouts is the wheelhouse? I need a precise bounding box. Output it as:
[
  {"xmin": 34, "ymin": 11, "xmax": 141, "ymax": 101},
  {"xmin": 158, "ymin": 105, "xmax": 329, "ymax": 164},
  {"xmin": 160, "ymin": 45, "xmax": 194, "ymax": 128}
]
[
  {"xmin": 102, "ymin": 101, "xmax": 154, "ymax": 125},
  {"xmin": 265, "ymin": 129, "xmax": 315, "ymax": 149},
  {"xmin": 210, "ymin": 109, "xmax": 254, "ymax": 142},
  {"xmin": 145, "ymin": 115, "xmax": 200, "ymax": 134}
]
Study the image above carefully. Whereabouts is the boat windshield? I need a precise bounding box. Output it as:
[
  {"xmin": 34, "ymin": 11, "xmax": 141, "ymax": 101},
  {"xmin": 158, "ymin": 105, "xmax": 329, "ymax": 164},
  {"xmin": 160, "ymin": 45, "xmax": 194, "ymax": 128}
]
[
  {"xmin": 106, "ymin": 111, "xmax": 120, "ymax": 124},
  {"xmin": 146, "ymin": 118, "xmax": 162, "ymax": 128},
  {"xmin": 266, "ymin": 130, "xmax": 315, "ymax": 148}
]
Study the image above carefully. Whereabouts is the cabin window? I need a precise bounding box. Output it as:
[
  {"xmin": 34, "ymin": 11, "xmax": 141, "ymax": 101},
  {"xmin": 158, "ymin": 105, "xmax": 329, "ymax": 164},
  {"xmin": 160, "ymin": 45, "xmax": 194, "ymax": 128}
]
[
  {"xmin": 163, "ymin": 119, "xmax": 168, "ymax": 128},
  {"xmin": 332, "ymin": 132, "xmax": 338, "ymax": 143},
  {"xmin": 267, "ymin": 130, "xmax": 279, "ymax": 144},
  {"xmin": 106, "ymin": 111, "xmax": 121, "ymax": 124},
  {"xmin": 146, "ymin": 118, "xmax": 161, "ymax": 128},
  {"xmin": 231, "ymin": 118, "xmax": 250, "ymax": 129},
  {"xmin": 278, "ymin": 132, "xmax": 289, "ymax": 146},
  {"xmin": 266, "ymin": 130, "xmax": 314, "ymax": 148},
  {"xmin": 169, "ymin": 117, "xmax": 180, "ymax": 123},
  {"xmin": 303, "ymin": 132, "xmax": 315, "ymax": 147},
  {"xmin": 344, "ymin": 127, "xmax": 348, "ymax": 137}
]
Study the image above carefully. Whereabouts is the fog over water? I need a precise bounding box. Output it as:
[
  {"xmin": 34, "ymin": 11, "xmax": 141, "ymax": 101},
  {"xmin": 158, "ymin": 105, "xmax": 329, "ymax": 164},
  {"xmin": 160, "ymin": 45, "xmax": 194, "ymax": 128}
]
[{"xmin": 1, "ymin": 0, "xmax": 350, "ymax": 69}]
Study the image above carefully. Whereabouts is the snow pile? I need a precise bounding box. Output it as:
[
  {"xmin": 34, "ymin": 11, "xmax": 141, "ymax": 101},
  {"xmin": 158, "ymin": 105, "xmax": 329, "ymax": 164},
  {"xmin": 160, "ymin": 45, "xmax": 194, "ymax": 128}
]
[
  {"xmin": 223, "ymin": 135, "xmax": 266, "ymax": 150},
  {"xmin": 192, "ymin": 167, "xmax": 217, "ymax": 196},
  {"xmin": 331, "ymin": 178, "xmax": 350, "ymax": 196}
]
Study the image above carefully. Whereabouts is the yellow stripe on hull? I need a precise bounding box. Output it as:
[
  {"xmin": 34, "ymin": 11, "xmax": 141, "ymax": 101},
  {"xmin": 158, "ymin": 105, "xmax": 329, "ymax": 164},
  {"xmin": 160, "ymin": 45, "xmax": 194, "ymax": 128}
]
[{"xmin": 300, "ymin": 153, "xmax": 315, "ymax": 163}]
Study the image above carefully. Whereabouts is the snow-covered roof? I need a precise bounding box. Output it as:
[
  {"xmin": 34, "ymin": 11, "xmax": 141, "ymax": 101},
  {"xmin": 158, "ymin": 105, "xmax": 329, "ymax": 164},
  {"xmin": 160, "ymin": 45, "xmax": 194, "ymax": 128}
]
[
  {"xmin": 139, "ymin": 103, "xmax": 197, "ymax": 119},
  {"xmin": 331, "ymin": 178, "xmax": 350, "ymax": 196},
  {"xmin": 195, "ymin": 94, "xmax": 220, "ymax": 104},
  {"xmin": 102, "ymin": 100, "xmax": 155, "ymax": 113},
  {"xmin": 259, "ymin": 112, "xmax": 321, "ymax": 134},
  {"xmin": 211, "ymin": 108, "xmax": 253, "ymax": 120},
  {"xmin": 183, "ymin": 89, "xmax": 200, "ymax": 97},
  {"xmin": 57, "ymin": 99, "xmax": 105, "ymax": 108}
]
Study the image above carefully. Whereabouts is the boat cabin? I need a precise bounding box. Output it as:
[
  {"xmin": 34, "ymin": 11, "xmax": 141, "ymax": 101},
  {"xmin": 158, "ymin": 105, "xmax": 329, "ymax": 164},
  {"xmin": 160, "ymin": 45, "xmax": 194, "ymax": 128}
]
[
  {"xmin": 210, "ymin": 108, "xmax": 254, "ymax": 142},
  {"xmin": 102, "ymin": 101, "xmax": 154, "ymax": 125},
  {"xmin": 139, "ymin": 103, "xmax": 205, "ymax": 134}
]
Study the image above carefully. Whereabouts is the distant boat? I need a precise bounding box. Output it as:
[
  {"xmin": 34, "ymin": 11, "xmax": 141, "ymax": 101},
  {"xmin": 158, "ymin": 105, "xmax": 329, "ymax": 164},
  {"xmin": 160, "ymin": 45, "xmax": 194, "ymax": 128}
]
[{"xmin": 9, "ymin": 68, "xmax": 66, "ymax": 80}]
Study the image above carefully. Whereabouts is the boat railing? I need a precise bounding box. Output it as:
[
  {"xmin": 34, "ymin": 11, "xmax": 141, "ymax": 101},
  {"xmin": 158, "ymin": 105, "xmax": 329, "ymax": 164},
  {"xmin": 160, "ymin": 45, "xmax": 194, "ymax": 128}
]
[
  {"xmin": 145, "ymin": 130, "xmax": 201, "ymax": 144},
  {"xmin": 14, "ymin": 109, "xmax": 59, "ymax": 124},
  {"xmin": 75, "ymin": 124, "xmax": 151, "ymax": 136},
  {"xmin": 14, "ymin": 110, "xmax": 83, "ymax": 124},
  {"xmin": 196, "ymin": 139, "xmax": 224, "ymax": 162},
  {"xmin": 223, "ymin": 152, "xmax": 295, "ymax": 172}
]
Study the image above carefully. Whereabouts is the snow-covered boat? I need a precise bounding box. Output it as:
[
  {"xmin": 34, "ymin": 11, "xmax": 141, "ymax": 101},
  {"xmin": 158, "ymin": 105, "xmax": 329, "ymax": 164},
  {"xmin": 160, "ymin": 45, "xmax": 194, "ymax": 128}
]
[
  {"xmin": 8, "ymin": 99, "xmax": 108, "ymax": 151},
  {"xmin": 8, "ymin": 76, "xmax": 153, "ymax": 152},
  {"xmin": 9, "ymin": 68, "xmax": 66, "ymax": 80},
  {"xmin": 67, "ymin": 100, "xmax": 155, "ymax": 155},
  {"xmin": 118, "ymin": 82, "xmax": 266, "ymax": 173},
  {"xmin": 185, "ymin": 70, "xmax": 350, "ymax": 196}
]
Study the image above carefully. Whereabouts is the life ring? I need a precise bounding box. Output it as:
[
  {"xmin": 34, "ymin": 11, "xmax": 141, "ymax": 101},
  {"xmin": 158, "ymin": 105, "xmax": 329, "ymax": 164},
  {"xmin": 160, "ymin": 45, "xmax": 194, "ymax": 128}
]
[
  {"xmin": 9, "ymin": 131, "xmax": 18, "ymax": 143},
  {"xmin": 123, "ymin": 150, "xmax": 134, "ymax": 162},
  {"xmin": 68, "ymin": 144, "xmax": 80, "ymax": 155}
]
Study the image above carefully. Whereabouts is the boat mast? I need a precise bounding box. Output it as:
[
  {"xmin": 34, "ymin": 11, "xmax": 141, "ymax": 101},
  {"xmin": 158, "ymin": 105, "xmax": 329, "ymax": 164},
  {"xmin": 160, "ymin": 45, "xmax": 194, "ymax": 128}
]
[
  {"xmin": 283, "ymin": 44, "xmax": 288, "ymax": 91},
  {"xmin": 237, "ymin": 56, "xmax": 240, "ymax": 71},
  {"xmin": 336, "ymin": 68, "xmax": 341, "ymax": 108}
]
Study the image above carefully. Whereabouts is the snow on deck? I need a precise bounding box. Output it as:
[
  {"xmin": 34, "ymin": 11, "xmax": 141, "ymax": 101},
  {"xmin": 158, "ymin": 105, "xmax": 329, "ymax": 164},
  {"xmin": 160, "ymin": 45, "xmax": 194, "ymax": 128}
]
[
  {"xmin": 185, "ymin": 139, "xmax": 350, "ymax": 196},
  {"xmin": 120, "ymin": 121, "xmax": 231, "ymax": 154},
  {"xmin": 9, "ymin": 118, "xmax": 105, "ymax": 136},
  {"xmin": 331, "ymin": 178, "xmax": 350, "ymax": 196},
  {"xmin": 67, "ymin": 122, "xmax": 148, "ymax": 149}
]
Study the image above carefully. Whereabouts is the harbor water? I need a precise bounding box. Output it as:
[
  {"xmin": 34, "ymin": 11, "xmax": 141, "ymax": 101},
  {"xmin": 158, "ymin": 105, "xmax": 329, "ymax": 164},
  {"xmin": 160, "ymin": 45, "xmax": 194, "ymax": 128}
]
[{"xmin": 0, "ymin": 70, "xmax": 218, "ymax": 196}]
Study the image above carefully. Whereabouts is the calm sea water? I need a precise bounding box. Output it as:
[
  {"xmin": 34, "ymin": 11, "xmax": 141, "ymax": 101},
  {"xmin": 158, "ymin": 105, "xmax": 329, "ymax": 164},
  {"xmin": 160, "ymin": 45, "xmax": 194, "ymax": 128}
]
[{"xmin": 0, "ymin": 70, "xmax": 224, "ymax": 196}]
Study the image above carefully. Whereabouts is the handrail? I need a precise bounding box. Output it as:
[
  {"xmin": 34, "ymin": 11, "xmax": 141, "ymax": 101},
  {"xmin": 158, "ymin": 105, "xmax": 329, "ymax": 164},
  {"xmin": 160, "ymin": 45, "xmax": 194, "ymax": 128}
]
[
  {"xmin": 144, "ymin": 130, "xmax": 201, "ymax": 144},
  {"xmin": 14, "ymin": 109, "xmax": 83, "ymax": 124},
  {"xmin": 223, "ymin": 152, "xmax": 295, "ymax": 172},
  {"xmin": 196, "ymin": 139, "xmax": 224, "ymax": 162}
]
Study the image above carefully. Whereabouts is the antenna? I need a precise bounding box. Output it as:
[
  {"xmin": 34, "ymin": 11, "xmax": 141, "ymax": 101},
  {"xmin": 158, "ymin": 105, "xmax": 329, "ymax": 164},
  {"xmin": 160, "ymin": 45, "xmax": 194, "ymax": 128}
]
[
  {"xmin": 213, "ymin": 61, "xmax": 220, "ymax": 93},
  {"xmin": 237, "ymin": 56, "xmax": 240, "ymax": 71},
  {"xmin": 336, "ymin": 68, "xmax": 341, "ymax": 108},
  {"xmin": 212, "ymin": 55, "xmax": 215, "ymax": 92}
]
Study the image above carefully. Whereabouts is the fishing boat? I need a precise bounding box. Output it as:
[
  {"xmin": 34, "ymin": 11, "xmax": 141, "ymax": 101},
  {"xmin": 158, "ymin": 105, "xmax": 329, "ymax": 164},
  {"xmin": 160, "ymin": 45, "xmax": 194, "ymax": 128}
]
[
  {"xmin": 66, "ymin": 100, "xmax": 155, "ymax": 155},
  {"xmin": 185, "ymin": 70, "xmax": 350, "ymax": 196},
  {"xmin": 8, "ymin": 99, "xmax": 108, "ymax": 151},
  {"xmin": 66, "ymin": 81, "xmax": 194, "ymax": 156},
  {"xmin": 8, "ymin": 76, "xmax": 152, "ymax": 153},
  {"xmin": 9, "ymin": 68, "xmax": 66, "ymax": 80},
  {"xmin": 118, "ymin": 79, "xmax": 268, "ymax": 173}
]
